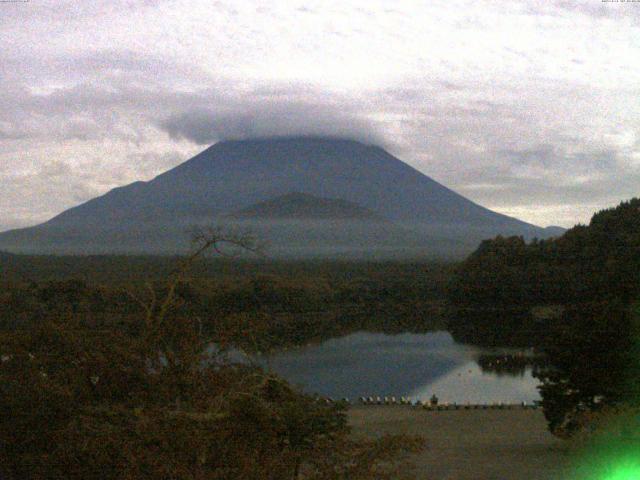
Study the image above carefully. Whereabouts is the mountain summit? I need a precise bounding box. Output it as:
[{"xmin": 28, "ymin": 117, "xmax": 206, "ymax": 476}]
[{"xmin": 0, "ymin": 137, "xmax": 557, "ymax": 258}]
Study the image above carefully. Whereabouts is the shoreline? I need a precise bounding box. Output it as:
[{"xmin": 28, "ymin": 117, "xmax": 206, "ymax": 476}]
[{"xmin": 348, "ymin": 405, "xmax": 571, "ymax": 479}]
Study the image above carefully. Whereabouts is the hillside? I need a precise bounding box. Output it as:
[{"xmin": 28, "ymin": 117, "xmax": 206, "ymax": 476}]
[
  {"xmin": 0, "ymin": 137, "xmax": 558, "ymax": 258},
  {"xmin": 230, "ymin": 192, "xmax": 383, "ymax": 220}
]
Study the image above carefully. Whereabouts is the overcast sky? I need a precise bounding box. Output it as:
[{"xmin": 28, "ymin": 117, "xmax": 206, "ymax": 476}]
[{"xmin": 1, "ymin": 0, "xmax": 639, "ymax": 230}]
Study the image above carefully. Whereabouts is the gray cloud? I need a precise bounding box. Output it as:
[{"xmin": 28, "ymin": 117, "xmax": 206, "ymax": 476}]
[
  {"xmin": 1, "ymin": 0, "xmax": 639, "ymax": 231},
  {"xmin": 0, "ymin": 58, "xmax": 382, "ymax": 147},
  {"xmin": 527, "ymin": 0, "xmax": 640, "ymax": 20},
  {"xmin": 159, "ymin": 102, "xmax": 384, "ymax": 146}
]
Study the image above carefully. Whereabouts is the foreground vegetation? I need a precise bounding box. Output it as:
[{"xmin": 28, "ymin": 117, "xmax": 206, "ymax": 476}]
[{"xmin": 0, "ymin": 231, "xmax": 428, "ymax": 479}]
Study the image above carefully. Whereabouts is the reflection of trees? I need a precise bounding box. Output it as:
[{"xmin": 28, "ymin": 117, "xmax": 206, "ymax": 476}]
[
  {"xmin": 448, "ymin": 199, "xmax": 640, "ymax": 437},
  {"xmin": 448, "ymin": 309, "xmax": 537, "ymax": 348},
  {"xmin": 476, "ymin": 353, "xmax": 536, "ymax": 377}
]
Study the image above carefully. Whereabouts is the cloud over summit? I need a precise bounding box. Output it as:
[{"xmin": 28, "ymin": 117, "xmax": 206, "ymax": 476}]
[
  {"xmin": 1, "ymin": 0, "xmax": 639, "ymax": 231},
  {"xmin": 159, "ymin": 101, "xmax": 383, "ymax": 146}
]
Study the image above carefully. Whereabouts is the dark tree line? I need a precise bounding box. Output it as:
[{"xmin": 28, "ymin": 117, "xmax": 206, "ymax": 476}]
[
  {"xmin": 0, "ymin": 259, "xmax": 450, "ymax": 353},
  {"xmin": 448, "ymin": 198, "xmax": 640, "ymax": 435}
]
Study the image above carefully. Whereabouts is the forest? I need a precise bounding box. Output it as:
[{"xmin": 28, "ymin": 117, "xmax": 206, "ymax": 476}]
[
  {"xmin": 448, "ymin": 198, "xmax": 640, "ymax": 436},
  {"xmin": 0, "ymin": 236, "xmax": 436, "ymax": 479},
  {"xmin": 0, "ymin": 254, "xmax": 450, "ymax": 353}
]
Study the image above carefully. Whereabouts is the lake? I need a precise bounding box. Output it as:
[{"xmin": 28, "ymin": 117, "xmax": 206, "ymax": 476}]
[{"xmin": 255, "ymin": 331, "xmax": 540, "ymax": 404}]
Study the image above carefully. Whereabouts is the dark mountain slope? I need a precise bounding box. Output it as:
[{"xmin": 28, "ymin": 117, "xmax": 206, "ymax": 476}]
[
  {"xmin": 0, "ymin": 137, "xmax": 552, "ymax": 257},
  {"xmin": 41, "ymin": 137, "xmax": 536, "ymax": 227},
  {"xmin": 230, "ymin": 192, "xmax": 383, "ymax": 220}
]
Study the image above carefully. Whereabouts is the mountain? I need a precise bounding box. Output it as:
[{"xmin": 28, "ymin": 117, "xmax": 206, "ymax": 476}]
[
  {"xmin": 541, "ymin": 226, "xmax": 566, "ymax": 237},
  {"xmin": 0, "ymin": 137, "xmax": 554, "ymax": 258},
  {"xmin": 230, "ymin": 192, "xmax": 383, "ymax": 220}
]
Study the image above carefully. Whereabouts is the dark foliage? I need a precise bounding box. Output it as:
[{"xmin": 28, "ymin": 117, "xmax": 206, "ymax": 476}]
[
  {"xmin": 448, "ymin": 198, "xmax": 640, "ymax": 436},
  {"xmin": 0, "ymin": 233, "xmax": 427, "ymax": 478},
  {"xmin": 1, "ymin": 258, "xmax": 451, "ymax": 352}
]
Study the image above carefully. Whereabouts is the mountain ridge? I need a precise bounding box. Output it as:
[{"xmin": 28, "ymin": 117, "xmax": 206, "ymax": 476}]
[{"xmin": 0, "ymin": 137, "xmax": 561, "ymax": 257}]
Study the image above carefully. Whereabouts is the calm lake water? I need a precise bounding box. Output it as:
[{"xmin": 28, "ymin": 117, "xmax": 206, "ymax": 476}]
[{"xmin": 255, "ymin": 331, "xmax": 540, "ymax": 404}]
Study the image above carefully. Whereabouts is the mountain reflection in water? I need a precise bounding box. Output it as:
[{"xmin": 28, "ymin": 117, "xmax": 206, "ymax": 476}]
[{"xmin": 256, "ymin": 331, "xmax": 540, "ymax": 403}]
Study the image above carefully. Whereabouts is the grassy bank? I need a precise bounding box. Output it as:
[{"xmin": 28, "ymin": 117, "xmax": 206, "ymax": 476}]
[{"xmin": 348, "ymin": 406, "xmax": 571, "ymax": 479}]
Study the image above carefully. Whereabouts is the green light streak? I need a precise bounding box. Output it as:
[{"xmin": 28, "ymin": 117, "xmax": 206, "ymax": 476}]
[
  {"xmin": 571, "ymin": 439, "xmax": 640, "ymax": 480},
  {"xmin": 601, "ymin": 461, "xmax": 640, "ymax": 480}
]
